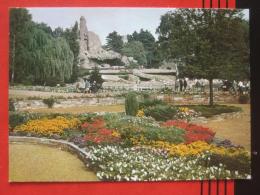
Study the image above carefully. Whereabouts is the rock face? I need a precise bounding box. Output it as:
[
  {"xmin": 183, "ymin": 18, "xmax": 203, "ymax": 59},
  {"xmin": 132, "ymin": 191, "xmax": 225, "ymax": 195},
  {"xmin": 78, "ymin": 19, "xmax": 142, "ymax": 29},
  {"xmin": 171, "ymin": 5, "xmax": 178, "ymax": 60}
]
[{"xmin": 79, "ymin": 16, "xmax": 132, "ymax": 69}]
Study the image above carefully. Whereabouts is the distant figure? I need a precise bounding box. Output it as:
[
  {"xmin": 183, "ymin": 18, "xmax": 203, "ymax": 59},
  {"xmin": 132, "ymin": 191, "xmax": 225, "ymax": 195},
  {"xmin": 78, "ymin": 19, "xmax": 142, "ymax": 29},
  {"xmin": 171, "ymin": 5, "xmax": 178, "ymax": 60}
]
[
  {"xmin": 179, "ymin": 79, "xmax": 183, "ymax": 92},
  {"xmin": 175, "ymin": 79, "xmax": 180, "ymax": 92},
  {"xmin": 238, "ymin": 81, "xmax": 244, "ymax": 94},
  {"xmin": 183, "ymin": 78, "xmax": 188, "ymax": 92},
  {"xmin": 84, "ymin": 79, "xmax": 90, "ymax": 93}
]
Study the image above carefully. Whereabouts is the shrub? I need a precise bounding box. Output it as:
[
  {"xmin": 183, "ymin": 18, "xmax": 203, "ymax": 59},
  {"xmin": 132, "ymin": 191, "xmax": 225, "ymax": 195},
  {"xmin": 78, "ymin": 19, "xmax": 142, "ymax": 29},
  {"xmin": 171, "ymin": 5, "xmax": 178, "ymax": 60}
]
[
  {"xmin": 178, "ymin": 105, "xmax": 241, "ymax": 118},
  {"xmin": 42, "ymin": 97, "xmax": 55, "ymax": 108},
  {"xmin": 125, "ymin": 92, "xmax": 139, "ymax": 116},
  {"xmin": 238, "ymin": 94, "xmax": 250, "ymax": 104},
  {"xmin": 144, "ymin": 105, "xmax": 177, "ymax": 121},
  {"xmin": 139, "ymin": 99, "xmax": 166, "ymax": 109}
]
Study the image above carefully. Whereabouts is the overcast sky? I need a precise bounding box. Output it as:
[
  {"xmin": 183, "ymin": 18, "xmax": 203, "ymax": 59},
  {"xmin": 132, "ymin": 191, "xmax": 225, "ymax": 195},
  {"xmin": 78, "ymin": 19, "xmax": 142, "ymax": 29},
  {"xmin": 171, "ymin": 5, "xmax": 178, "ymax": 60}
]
[{"xmin": 28, "ymin": 8, "xmax": 249, "ymax": 45}]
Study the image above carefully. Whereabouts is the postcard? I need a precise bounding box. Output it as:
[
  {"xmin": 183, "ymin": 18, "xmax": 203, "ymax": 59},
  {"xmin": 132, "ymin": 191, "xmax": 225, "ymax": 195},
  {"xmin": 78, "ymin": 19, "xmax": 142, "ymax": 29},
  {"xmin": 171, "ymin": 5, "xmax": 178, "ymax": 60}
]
[{"xmin": 8, "ymin": 7, "xmax": 250, "ymax": 182}]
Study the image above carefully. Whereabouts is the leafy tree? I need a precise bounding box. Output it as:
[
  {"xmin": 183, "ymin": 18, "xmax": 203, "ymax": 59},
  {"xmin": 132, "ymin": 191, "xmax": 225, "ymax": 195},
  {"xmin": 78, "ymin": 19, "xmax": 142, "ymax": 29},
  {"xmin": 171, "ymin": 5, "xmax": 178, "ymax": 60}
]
[
  {"xmin": 127, "ymin": 29, "xmax": 157, "ymax": 68},
  {"xmin": 62, "ymin": 22, "xmax": 80, "ymax": 82},
  {"xmin": 157, "ymin": 9, "xmax": 249, "ymax": 105},
  {"xmin": 53, "ymin": 27, "xmax": 64, "ymax": 38},
  {"xmin": 9, "ymin": 8, "xmax": 74, "ymax": 85},
  {"xmin": 9, "ymin": 8, "xmax": 32, "ymax": 84},
  {"xmin": 105, "ymin": 31, "xmax": 124, "ymax": 53},
  {"xmin": 88, "ymin": 66, "xmax": 104, "ymax": 93},
  {"xmin": 121, "ymin": 41, "xmax": 147, "ymax": 66}
]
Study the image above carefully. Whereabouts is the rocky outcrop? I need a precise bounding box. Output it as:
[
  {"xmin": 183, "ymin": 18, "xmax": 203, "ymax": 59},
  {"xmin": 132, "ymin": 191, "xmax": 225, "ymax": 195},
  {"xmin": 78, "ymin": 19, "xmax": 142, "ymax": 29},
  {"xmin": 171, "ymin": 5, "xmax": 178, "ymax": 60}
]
[{"xmin": 79, "ymin": 16, "xmax": 134, "ymax": 69}]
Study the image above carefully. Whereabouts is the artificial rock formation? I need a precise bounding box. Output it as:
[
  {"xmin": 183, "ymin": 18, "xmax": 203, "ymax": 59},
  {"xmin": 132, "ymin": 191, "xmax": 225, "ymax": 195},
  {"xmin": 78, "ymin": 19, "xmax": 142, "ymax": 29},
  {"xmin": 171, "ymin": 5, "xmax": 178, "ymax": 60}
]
[{"xmin": 79, "ymin": 16, "xmax": 133, "ymax": 69}]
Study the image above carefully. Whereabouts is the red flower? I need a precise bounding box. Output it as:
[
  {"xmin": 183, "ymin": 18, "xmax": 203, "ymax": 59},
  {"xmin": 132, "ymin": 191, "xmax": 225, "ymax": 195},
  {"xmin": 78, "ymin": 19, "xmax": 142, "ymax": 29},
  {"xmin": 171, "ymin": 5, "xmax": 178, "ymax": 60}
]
[{"xmin": 161, "ymin": 120, "xmax": 215, "ymax": 143}]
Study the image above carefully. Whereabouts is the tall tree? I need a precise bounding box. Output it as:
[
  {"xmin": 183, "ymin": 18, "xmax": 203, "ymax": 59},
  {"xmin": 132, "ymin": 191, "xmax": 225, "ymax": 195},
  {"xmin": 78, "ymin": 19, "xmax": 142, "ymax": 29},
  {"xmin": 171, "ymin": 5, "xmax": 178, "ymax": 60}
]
[
  {"xmin": 157, "ymin": 9, "xmax": 249, "ymax": 105},
  {"xmin": 127, "ymin": 29, "xmax": 156, "ymax": 68},
  {"xmin": 121, "ymin": 41, "xmax": 147, "ymax": 66},
  {"xmin": 10, "ymin": 8, "xmax": 74, "ymax": 85},
  {"xmin": 62, "ymin": 22, "xmax": 80, "ymax": 82},
  {"xmin": 9, "ymin": 8, "xmax": 32, "ymax": 84},
  {"xmin": 105, "ymin": 31, "xmax": 124, "ymax": 53}
]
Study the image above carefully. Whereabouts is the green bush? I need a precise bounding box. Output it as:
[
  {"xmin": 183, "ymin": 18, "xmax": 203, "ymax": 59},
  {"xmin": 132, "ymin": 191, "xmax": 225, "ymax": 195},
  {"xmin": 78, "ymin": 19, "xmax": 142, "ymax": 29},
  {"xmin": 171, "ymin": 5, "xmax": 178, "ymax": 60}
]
[
  {"xmin": 125, "ymin": 92, "xmax": 139, "ymax": 116},
  {"xmin": 42, "ymin": 97, "xmax": 55, "ymax": 108},
  {"xmin": 178, "ymin": 105, "xmax": 241, "ymax": 118},
  {"xmin": 238, "ymin": 94, "xmax": 250, "ymax": 104},
  {"xmin": 139, "ymin": 99, "xmax": 166, "ymax": 109},
  {"xmin": 144, "ymin": 105, "xmax": 178, "ymax": 121}
]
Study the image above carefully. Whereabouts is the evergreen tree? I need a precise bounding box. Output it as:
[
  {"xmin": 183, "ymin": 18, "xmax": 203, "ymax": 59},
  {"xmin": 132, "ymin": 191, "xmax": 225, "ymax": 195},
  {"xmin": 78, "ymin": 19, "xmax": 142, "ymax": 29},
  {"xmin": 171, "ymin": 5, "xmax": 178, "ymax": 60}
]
[{"xmin": 105, "ymin": 31, "xmax": 124, "ymax": 53}]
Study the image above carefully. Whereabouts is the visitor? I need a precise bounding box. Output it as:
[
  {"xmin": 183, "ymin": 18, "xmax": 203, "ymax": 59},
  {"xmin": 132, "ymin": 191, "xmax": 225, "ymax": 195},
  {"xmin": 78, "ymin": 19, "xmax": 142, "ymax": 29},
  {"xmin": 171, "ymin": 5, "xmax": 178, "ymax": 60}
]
[
  {"xmin": 238, "ymin": 80, "xmax": 244, "ymax": 95},
  {"xmin": 179, "ymin": 79, "xmax": 183, "ymax": 92},
  {"xmin": 175, "ymin": 79, "xmax": 180, "ymax": 92},
  {"xmin": 84, "ymin": 79, "xmax": 90, "ymax": 93},
  {"xmin": 183, "ymin": 78, "xmax": 188, "ymax": 92}
]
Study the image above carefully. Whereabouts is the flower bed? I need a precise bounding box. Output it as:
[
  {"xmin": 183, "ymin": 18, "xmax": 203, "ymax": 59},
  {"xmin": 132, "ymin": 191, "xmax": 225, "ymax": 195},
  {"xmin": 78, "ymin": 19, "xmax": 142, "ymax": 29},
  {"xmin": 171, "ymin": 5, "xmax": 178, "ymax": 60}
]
[
  {"xmin": 10, "ymin": 112, "xmax": 251, "ymax": 181},
  {"xmin": 85, "ymin": 145, "xmax": 250, "ymax": 181},
  {"xmin": 161, "ymin": 120, "xmax": 215, "ymax": 143},
  {"xmin": 14, "ymin": 116, "xmax": 80, "ymax": 136},
  {"xmin": 81, "ymin": 118, "xmax": 121, "ymax": 144}
]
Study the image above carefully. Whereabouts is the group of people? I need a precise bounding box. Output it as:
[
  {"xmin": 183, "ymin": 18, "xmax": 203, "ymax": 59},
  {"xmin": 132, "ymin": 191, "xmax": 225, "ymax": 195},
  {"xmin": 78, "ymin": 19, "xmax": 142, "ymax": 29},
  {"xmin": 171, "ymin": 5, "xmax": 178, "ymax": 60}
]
[
  {"xmin": 174, "ymin": 78, "xmax": 250, "ymax": 94},
  {"xmin": 76, "ymin": 78, "xmax": 99, "ymax": 93},
  {"xmin": 175, "ymin": 78, "xmax": 188, "ymax": 92}
]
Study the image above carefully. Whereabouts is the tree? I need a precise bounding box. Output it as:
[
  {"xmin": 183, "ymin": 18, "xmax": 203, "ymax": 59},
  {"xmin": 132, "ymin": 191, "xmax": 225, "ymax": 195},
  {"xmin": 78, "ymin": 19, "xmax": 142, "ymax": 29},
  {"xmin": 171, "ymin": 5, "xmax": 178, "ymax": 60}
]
[
  {"xmin": 62, "ymin": 22, "xmax": 80, "ymax": 83},
  {"xmin": 127, "ymin": 29, "xmax": 157, "ymax": 68},
  {"xmin": 9, "ymin": 8, "xmax": 75, "ymax": 85},
  {"xmin": 105, "ymin": 31, "xmax": 124, "ymax": 53},
  {"xmin": 9, "ymin": 8, "xmax": 32, "ymax": 84},
  {"xmin": 121, "ymin": 41, "xmax": 147, "ymax": 66},
  {"xmin": 88, "ymin": 66, "xmax": 104, "ymax": 93},
  {"xmin": 157, "ymin": 9, "xmax": 249, "ymax": 105}
]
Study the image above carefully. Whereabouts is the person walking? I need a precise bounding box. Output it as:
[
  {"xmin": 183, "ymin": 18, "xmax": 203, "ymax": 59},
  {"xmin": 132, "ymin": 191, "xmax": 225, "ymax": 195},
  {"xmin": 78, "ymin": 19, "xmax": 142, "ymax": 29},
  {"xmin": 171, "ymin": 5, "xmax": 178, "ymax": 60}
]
[
  {"xmin": 184, "ymin": 78, "xmax": 188, "ymax": 92},
  {"xmin": 175, "ymin": 79, "xmax": 180, "ymax": 92},
  {"xmin": 179, "ymin": 79, "xmax": 183, "ymax": 92}
]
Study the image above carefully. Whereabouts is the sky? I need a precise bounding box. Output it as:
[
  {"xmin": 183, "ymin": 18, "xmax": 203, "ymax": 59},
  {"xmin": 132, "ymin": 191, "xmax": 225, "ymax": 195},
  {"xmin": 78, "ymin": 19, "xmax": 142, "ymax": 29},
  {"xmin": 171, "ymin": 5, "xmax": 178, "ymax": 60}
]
[{"xmin": 28, "ymin": 8, "xmax": 249, "ymax": 45}]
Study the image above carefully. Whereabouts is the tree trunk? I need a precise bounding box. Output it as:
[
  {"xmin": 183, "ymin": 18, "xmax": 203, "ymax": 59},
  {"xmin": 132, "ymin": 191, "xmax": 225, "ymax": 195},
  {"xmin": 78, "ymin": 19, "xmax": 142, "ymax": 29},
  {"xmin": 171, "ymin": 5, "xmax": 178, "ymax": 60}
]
[
  {"xmin": 209, "ymin": 78, "xmax": 214, "ymax": 106},
  {"xmin": 11, "ymin": 34, "xmax": 16, "ymax": 84}
]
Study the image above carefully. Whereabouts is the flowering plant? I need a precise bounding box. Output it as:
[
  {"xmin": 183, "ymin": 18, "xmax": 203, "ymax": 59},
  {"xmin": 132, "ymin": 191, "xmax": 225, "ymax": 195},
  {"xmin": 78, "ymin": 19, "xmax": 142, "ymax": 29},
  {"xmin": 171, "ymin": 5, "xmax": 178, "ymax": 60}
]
[
  {"xmin": 82, "ymin": 118, "xmax": 121, "ymax": 144},
  {"xmin": 161, "ymin": 120, "xmax": 215, "ymax": 143},
  {"xmin": 175, "ymin": 107, "xmax": 200, "ymax": 121},
  {"xmin": 14, "ymin": 116, "xmax": 80, "ymax": 135}
]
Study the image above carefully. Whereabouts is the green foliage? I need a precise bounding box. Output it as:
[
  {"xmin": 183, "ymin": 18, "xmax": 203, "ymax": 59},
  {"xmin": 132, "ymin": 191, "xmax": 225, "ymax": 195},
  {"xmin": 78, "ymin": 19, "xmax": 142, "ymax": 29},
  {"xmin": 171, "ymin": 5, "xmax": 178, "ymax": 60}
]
[
  {"xmin": 144, "ymin": 105, "xmax": 178, "ymax": 121},
  {"xmin": 157, "ymin": 9, "xmax": 249, "ymax": 104},
  {"xmin": 42, "ymin": 97, "xmax": 56, "ymax": 108},
  {"xmin": 88, "ymin": 67, "xmax": 104, "ymax": 93},
  {"xmin": 127, "ymin": 29, "xmax": 157, "ymax": 68},
  {"xmin": 62, "ymin": 22, "xmax": 80, "ymax": 83},
  {"xmin": 125, "ymin": 92, "xmax": 139, "ymax": 116},
  {"xmin": 178, "ymin": 105, "xmax": 241, "ymax": 118},
  {"xmin": 238, "ymin": 94, "xmax": 250, "ymax": 104},
  {"xmin": 105, "ymin": 31, "xmax": 124, "ymax": 53},
  {"xmin": 9, "ymin": 8, "xmax": 75, "ymax": 85},
  {"xmin": 139, "ymin": 99, "xmax": 166, "ymax": 109},
  {"xmin": 121, "ymin": 41, "xmax": 147, "ymax": 66}
]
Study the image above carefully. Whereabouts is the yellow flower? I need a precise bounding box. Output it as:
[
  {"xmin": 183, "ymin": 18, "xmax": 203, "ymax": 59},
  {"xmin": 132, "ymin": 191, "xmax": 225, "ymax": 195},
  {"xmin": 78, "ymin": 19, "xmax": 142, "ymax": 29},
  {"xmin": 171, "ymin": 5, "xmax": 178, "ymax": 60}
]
[
  {"xmin": 136, "ymin": 109, "xmax": 145, "ymax": 117},
  {"xmin": 112, "ymin": 130, "xmax": 120, "ymax": 138},
  {"xmin": 14, "ymin": 117, "xmax": 81, "ymax": 136}
]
